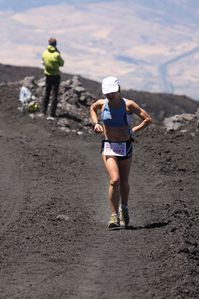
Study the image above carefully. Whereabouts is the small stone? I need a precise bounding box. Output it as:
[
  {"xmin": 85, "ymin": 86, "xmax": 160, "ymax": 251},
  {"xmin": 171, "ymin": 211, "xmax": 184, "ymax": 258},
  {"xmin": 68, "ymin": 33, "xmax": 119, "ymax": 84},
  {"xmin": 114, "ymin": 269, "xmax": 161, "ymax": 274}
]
[{"xmin": 56, "ymin": 214, "xmax": 70, "ymax": 221}]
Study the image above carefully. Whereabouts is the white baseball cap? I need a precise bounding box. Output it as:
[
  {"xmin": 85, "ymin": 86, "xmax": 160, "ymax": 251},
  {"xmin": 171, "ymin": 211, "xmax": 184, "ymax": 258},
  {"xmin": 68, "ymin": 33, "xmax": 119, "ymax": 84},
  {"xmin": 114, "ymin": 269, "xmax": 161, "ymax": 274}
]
[{"xmin": 102, "ymin": 76, "xmax": 120, "ymax": 94}]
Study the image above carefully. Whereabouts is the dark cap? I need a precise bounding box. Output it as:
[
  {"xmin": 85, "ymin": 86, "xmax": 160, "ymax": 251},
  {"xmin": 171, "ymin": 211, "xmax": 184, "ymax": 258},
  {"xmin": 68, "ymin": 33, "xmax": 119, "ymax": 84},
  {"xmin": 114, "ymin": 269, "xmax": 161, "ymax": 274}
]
[{"xmin": 48, "ymin": 37, "xmax": 57, "ymax": 46}]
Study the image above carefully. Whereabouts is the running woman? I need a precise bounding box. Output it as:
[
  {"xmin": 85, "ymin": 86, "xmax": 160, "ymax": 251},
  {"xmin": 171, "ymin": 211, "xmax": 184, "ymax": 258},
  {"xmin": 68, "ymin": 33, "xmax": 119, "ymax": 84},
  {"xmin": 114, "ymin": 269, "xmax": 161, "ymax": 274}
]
[{"xmin": 90, "ymin": 76, "xmax": 152, "ymax": 228}]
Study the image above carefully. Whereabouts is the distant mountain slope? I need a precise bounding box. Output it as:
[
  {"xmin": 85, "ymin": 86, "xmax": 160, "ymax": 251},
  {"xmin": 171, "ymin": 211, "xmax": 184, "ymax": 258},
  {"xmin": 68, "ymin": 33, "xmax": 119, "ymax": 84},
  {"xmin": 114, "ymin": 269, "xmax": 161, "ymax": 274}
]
[
  {"xmin": 1, "ymin": 1, "xmax": 199, "ymax": 100},
  {"xmin": 0, "ymin": 63, "xmax": 198, "ymax": 122}
]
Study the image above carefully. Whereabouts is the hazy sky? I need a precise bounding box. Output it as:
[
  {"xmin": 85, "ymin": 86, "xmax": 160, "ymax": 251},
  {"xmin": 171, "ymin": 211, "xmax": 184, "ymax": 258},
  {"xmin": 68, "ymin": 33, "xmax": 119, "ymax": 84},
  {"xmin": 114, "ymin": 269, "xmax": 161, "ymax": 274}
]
[{"xmin": 1, "ymin": 0, "xmax": 199, "ymax": 100}]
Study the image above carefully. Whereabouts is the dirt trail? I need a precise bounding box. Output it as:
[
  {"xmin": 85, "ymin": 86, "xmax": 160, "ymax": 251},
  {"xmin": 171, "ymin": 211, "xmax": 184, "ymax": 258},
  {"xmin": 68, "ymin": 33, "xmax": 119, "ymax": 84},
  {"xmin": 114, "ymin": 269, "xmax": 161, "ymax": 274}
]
[{"xmin": 0, "ymin": 87, "xmax": 199, "ymax": 298}]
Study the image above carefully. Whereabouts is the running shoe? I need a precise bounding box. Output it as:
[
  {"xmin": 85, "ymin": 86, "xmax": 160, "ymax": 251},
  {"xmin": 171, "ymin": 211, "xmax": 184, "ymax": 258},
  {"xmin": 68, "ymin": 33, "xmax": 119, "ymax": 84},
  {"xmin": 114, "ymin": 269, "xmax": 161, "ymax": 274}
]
[
  {"xmin": 120, "ymin": 208, "xmax": 129, "ymax": 228},
  {"xmin": 108, "ymin": 214, "xmax": 120, "ymax": 228},
  {"xmin": 47, "ymin": 116, "xmax": 55, "ymax": 121}
]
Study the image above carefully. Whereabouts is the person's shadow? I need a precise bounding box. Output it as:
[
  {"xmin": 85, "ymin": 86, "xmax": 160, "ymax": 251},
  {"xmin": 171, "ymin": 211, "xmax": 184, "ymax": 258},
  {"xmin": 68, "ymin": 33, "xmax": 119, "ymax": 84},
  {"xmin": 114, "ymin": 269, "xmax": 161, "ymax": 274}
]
[{"xmin": 109, "ymin": 221, "xmax": 170, "ymax": 231}]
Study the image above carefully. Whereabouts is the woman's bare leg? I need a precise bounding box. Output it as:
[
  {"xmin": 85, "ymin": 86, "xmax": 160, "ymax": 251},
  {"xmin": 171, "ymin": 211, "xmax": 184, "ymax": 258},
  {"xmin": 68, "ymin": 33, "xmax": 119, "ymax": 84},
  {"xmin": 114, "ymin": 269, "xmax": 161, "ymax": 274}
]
[
  {"xmin": 102, "ymin": 154, "xmax": 120, "ymax": 215},
  {"xmin": 118, "ymin": 157, "xmax": 132, "ymax": 227},
  {"xmin": 118, "ymin": 157, "xmax": 132, "ymax": 206}
]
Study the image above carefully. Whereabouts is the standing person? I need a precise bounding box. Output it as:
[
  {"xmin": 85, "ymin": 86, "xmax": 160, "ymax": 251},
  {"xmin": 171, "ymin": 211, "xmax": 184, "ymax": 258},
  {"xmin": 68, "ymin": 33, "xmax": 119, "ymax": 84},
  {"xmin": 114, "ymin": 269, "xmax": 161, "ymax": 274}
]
[
  {"xmin": 90, "ymin": 76, "xmax": 152, "ymax": 228},
  {"xmin": 41, "ymin": 37, "xmax": 64, "ymax": 120}
]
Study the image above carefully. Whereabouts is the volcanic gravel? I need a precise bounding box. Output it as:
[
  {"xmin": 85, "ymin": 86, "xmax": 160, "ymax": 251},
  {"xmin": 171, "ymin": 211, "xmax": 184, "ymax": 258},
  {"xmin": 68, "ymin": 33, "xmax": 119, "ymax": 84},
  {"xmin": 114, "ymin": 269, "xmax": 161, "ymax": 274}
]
[{"xmin": 0, "ymin": 85, "xmax": 199, "ymax": 298}]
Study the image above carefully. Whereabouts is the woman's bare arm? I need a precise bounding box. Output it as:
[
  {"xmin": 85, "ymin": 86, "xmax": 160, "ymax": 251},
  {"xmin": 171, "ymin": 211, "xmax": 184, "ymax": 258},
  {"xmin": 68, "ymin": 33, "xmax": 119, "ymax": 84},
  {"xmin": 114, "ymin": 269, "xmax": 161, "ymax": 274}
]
[
  {"xmin": 127, "ymin": 99, "xmax": 152, "ymax": 133},
  {"xmin": 90, "ymin": 99, "xmax": 104, "ymax": 133}
]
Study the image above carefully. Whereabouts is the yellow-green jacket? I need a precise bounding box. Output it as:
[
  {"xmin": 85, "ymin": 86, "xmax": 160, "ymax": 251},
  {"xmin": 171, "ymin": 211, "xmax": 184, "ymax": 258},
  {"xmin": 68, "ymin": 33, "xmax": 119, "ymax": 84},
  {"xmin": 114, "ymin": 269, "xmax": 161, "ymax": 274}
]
[{"xmin": 42, "ymin": 45, "xmax": 64, "ymax": 76}]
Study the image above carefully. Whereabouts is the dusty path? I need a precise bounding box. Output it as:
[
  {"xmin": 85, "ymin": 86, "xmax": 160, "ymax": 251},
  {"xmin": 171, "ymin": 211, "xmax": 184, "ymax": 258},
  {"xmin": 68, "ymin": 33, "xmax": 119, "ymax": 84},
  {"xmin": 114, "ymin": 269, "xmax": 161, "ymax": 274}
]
[{"xmin": 0, "ymin": 86, "xmax": 199, "ymax": 298}]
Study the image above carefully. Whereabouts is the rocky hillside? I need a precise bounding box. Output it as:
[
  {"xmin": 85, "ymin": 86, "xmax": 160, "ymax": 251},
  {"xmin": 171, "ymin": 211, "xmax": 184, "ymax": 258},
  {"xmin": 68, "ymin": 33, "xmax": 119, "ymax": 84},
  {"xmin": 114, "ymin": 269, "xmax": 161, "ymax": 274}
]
[
  {"xmin": 1, "ymin": 63, "xmax": 199, "ymax": 123},
  {"xmin": 0, "ymin": 62, "xmax": 199, "ymax": 298},
  {"xmin": 0, "ymin": 75, "xmax": 199, "ymax": 298}
]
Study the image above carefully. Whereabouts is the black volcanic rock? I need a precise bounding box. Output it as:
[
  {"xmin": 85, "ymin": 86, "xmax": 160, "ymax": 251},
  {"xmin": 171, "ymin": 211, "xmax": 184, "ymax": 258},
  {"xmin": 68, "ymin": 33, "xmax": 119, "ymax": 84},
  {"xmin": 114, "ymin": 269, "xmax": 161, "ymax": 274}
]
[{"xmin": 0, "ymin": 63, "xmax": 199, "ymax": 123}]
